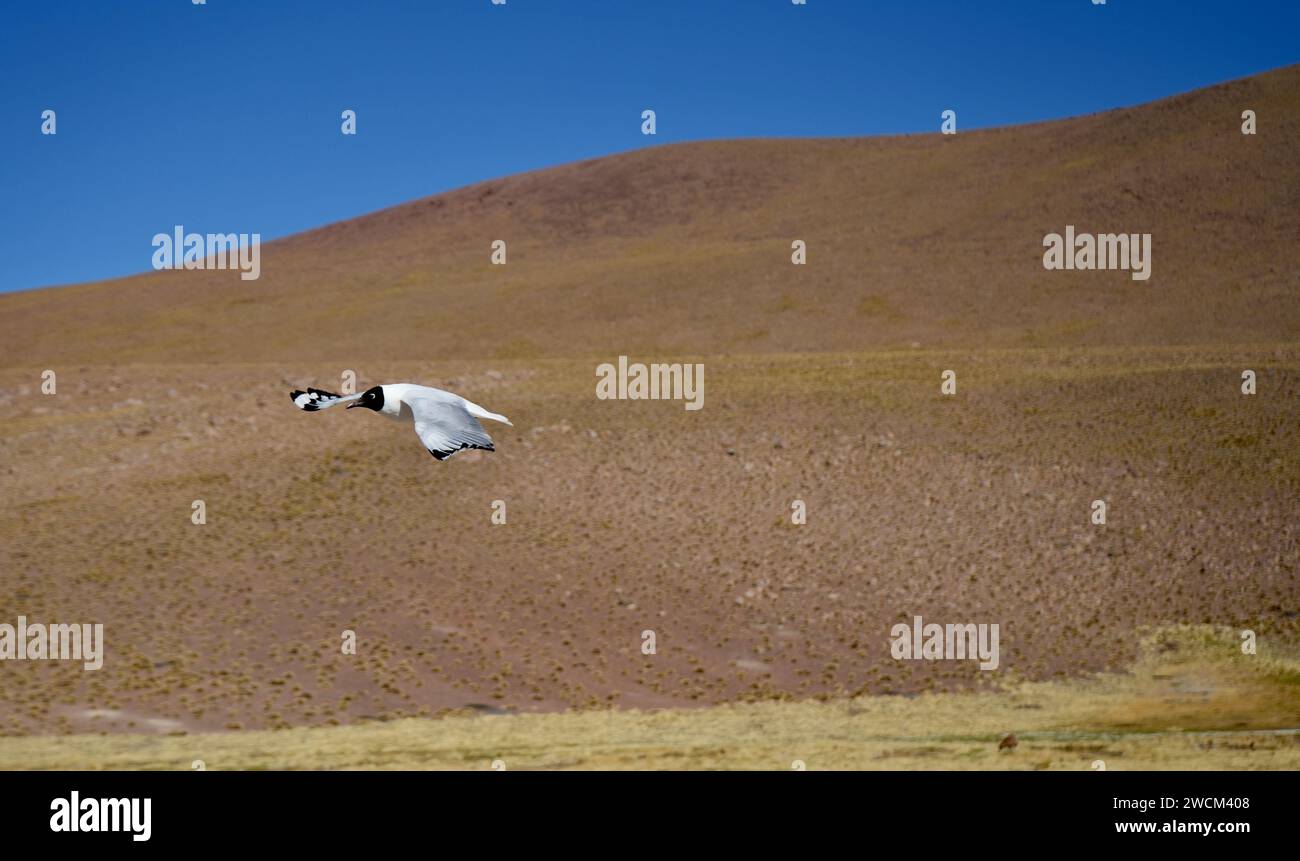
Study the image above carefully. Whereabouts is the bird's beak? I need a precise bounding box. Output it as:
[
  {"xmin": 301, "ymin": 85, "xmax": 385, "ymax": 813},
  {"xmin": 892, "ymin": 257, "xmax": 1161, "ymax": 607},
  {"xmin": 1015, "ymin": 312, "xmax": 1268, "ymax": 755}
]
[{"xmin": 346, "ymin": 401, "xmax": 362, "ymax": 409}]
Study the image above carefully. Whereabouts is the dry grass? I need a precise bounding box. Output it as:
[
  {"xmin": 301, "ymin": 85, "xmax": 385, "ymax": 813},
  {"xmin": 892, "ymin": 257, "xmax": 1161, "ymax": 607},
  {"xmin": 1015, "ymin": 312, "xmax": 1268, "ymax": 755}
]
[{"xmin": 1, "ymin": 626, "xmax": 1294, "ymax": 770}]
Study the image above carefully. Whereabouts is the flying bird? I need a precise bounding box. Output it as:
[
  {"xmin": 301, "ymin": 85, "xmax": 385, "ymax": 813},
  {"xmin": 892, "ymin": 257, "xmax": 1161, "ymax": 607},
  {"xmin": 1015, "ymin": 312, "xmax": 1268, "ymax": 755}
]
[{"xmin": 290, "ymin": 383, "xmax": 512, "ymax": 461}]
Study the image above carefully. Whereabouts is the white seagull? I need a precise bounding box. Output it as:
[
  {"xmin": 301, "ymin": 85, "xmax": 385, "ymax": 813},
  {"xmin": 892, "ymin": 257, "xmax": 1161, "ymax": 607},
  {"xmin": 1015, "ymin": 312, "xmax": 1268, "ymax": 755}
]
[{"xmin": 290, "ymin": 383, "xmax": 512, "ymax": 460}]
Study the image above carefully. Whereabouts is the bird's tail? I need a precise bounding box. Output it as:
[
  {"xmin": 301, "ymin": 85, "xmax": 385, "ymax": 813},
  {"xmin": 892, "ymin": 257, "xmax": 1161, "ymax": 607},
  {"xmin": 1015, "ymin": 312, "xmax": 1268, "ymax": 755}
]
[{"xmin": 463, "ymin": 400, "xmax": 512, "ymax": 426}]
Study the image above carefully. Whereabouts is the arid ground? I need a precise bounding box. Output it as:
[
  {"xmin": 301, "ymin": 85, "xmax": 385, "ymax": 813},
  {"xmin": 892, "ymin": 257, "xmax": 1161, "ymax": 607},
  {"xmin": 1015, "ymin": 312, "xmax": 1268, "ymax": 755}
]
[{"xmin": 0, "ymin": 66, "xmax": 1296, "ymax": 768}]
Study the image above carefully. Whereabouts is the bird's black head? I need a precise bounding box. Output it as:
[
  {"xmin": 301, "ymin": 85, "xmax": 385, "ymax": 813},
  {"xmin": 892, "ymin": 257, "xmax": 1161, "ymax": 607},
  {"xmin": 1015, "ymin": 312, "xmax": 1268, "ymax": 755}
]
[{"xmin": 347, "ymin": 386, "xmax": 385, "ymax": 412}]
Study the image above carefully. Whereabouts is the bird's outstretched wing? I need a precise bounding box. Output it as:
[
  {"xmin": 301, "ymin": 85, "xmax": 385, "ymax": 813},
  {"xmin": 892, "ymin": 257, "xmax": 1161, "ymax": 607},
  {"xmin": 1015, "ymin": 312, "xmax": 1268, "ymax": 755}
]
[
  {"xmin": 289, "ymin": 387, "xmax": 360, "ymax": 411},
  {"xmin": 409, "ymin": 397, "xmax": 496, "ymax": 460}
]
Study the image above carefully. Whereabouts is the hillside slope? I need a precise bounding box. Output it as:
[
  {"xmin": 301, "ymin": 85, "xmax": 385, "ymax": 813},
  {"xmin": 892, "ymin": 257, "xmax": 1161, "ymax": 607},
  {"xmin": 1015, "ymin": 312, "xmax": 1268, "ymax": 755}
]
[
  {"xmin": 1, "ymin": 67, "xmax": 1298, "ymax": 739},
  {"xmin": 2, "ymin": 65, "xmax": 1297, "ymax": 366}
]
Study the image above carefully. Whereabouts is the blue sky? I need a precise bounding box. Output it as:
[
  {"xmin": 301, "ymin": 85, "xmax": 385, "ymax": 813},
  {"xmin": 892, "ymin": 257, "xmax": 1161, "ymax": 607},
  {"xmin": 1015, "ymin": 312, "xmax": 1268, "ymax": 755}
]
[{"xmin": 1, "ymin": 0, "xmax": 1295, "ymax": 293}]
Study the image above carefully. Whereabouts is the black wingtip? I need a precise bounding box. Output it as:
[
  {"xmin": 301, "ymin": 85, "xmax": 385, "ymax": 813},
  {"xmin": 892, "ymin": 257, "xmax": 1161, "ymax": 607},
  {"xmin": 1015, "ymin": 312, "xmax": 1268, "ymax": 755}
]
[
  {"xmin": 428, "ymin": 443, "xmax": 495, "ymax": 461},
  {"xmin": 290, "ymin": 389, "xmax": 326, "ymax": 411}
]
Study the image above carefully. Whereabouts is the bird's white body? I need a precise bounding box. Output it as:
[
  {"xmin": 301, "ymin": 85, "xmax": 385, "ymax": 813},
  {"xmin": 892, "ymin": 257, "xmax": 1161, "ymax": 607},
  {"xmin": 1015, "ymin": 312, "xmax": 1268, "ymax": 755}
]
[
  {"xmin": 290, "ymin": 382, "xmax": 512, "ymax": 461},
  {"xmin": 375, "ymin": 383, "xmax": 511, "ymax": 426}
]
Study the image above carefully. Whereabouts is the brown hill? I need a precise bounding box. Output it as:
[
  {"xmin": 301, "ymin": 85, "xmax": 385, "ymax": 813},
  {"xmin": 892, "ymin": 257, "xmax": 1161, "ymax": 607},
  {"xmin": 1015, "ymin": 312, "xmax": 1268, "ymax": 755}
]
[
  {"xmin": 0, "ymin": 67, "xmax": 1296, "ymax": 740},
  {"xmin": 2, "ymin": 65, "xmax": 1297, "ymax": 366}
]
